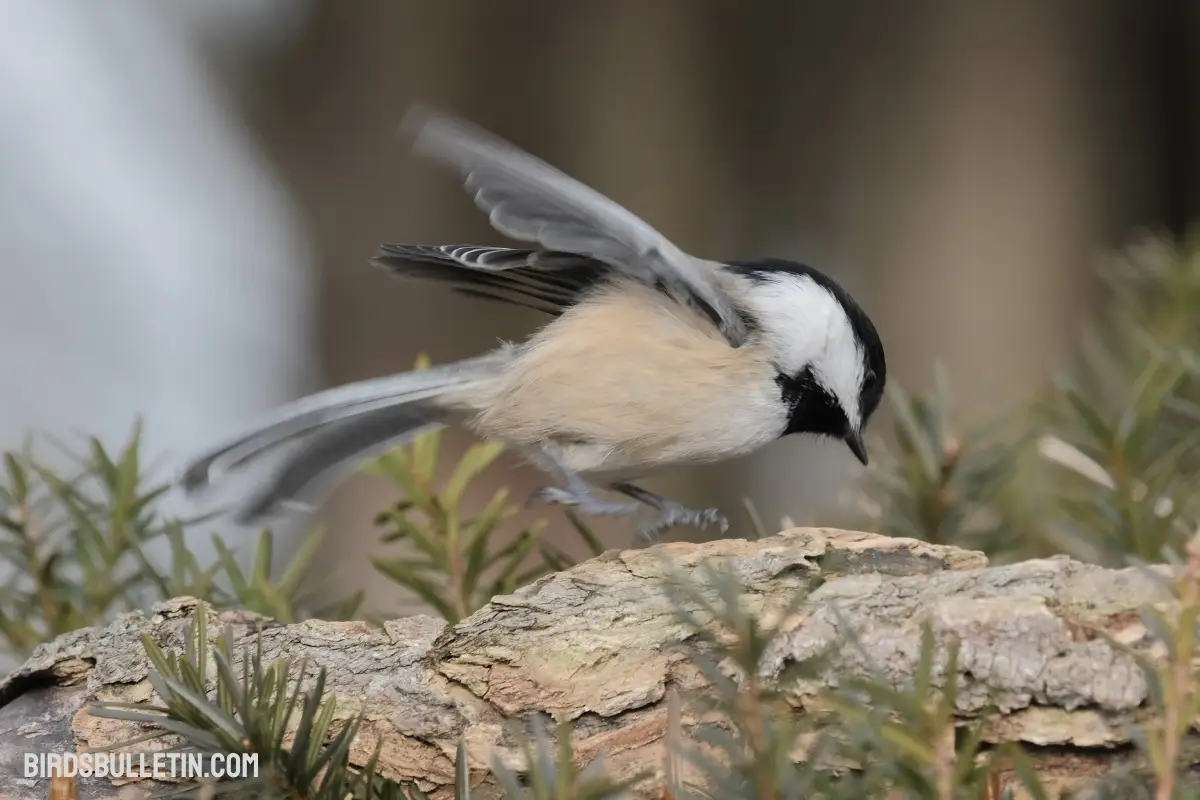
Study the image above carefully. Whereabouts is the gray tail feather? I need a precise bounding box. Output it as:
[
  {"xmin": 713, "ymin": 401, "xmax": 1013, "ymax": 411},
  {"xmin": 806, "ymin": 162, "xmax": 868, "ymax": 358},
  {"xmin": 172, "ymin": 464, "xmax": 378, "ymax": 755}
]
[
  {"xmin": 179, "ymin": 350, "xmax": 508, "ymax": 521},
  {"xmin": 231, "ymin": 402, "xmax": 445, "ymax": 523}
]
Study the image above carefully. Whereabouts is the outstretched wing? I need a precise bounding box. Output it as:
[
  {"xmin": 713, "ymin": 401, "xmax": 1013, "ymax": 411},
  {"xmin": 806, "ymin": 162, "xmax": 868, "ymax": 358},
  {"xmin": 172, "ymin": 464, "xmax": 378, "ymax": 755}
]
[
  {"xmin": 400, "ymin": 106, "xmax": 752, "ymax": 347},
  {"xmin": 372, "ymin": 243, "xmax": 606, "ymax": 316}
]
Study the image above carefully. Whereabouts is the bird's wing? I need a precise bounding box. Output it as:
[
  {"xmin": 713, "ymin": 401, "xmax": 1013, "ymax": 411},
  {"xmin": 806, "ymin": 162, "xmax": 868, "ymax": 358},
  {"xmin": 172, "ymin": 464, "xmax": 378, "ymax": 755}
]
[
  {"xmin": 372, "ymin": 243, "xmax": 605, "ymax": 316},
  {"xmin": 400, "ymin": 106, "xmax": 752, "ymax": 347}
]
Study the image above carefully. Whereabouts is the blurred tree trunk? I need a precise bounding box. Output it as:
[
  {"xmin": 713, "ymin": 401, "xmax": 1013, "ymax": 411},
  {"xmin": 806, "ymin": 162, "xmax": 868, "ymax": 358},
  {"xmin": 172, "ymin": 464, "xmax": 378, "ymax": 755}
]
[
  {"xmin": 1145, "ymin": 0, "xmax": 1200, "ymax": 236},
  {"xmin": 711, "ymin": 0, "xmax": 1145, "ymax": 529}
]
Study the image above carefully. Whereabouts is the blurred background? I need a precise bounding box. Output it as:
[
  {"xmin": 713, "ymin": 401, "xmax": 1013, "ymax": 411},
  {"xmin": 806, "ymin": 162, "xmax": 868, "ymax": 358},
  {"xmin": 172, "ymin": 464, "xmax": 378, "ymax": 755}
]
[{"xmin": 2, "ymin": 0, "xmax": 1197, "ymax": 615}]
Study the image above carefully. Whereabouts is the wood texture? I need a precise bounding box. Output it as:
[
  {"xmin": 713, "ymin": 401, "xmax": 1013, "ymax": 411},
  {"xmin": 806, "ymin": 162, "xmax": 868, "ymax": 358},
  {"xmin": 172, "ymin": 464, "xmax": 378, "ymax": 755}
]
[{"xmin": 0, "ymin": 528, "xmax": 1182, "ymax": 798}]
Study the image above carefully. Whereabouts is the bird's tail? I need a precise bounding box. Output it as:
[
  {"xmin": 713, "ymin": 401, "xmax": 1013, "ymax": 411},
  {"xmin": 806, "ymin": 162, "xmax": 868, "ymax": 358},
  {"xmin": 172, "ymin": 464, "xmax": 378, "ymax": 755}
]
[{"xmin": 179, "ymin": 349, "xmax": 510, "ymax": 523}]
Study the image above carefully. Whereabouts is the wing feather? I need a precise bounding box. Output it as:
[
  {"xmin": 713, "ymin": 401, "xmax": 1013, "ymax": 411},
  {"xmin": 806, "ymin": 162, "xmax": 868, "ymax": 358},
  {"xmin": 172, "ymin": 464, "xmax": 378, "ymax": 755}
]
[
  {"xmin": 372, "ymin": 243, "xmax": 605, "ymax": 315},
  {"xmin": 400, "ymin": 107, "xmax": 751, "ymax": 346}
]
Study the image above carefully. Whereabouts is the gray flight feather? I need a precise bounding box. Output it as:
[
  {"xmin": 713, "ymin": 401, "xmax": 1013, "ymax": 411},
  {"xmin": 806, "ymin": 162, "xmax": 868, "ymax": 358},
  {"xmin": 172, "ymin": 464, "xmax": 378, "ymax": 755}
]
[
  {"xmin": 402, "ymin": 106, "xmax": 752, "ymax": 347},
  {"xmin": 231, "ymin": 403, "xmax": 443, "ymax": 523},
  {"xmin": 178, "ymin": 350, "xmax": 508, "ymax": 501}
]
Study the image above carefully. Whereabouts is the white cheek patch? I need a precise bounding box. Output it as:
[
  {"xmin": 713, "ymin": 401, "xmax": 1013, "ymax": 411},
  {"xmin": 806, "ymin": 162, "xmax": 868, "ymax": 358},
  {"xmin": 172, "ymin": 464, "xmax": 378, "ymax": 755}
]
[
  {"xmin": 821, "ymin": 315, "xmax": 865, "ymax": 428},
  {"xmin": 746, "ymin": 273, "xmax": 865, "ymax": 426}
]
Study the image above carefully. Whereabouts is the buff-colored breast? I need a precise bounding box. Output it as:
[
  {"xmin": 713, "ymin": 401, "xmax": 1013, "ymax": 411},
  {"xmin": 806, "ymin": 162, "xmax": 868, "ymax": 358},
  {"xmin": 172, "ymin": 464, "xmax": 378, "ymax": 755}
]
[{"xmin": 469, "ymin": 279, "xmax": 788, "ymax": 475}]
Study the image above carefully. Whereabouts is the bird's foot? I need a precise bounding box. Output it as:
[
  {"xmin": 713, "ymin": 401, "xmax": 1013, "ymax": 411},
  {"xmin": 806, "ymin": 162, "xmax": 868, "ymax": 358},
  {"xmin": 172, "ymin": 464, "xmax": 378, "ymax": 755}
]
[
  {"xmin": 611, "ymin": 482, "xmax": 729, "ymax": 541},
  {"xmin": 528, "ymin": 485, "xmax": 641, "ymax": 517},
  {"xmin": 636, "ymin": 502, "xmax": 729, "ymax": 542}
]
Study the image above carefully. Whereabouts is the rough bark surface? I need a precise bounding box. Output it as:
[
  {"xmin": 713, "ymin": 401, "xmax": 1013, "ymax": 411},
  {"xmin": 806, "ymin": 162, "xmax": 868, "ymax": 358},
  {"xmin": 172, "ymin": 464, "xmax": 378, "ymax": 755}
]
[{"xmin": 0, "ymin": 528, "xmax": 1182, "ymax": 798}]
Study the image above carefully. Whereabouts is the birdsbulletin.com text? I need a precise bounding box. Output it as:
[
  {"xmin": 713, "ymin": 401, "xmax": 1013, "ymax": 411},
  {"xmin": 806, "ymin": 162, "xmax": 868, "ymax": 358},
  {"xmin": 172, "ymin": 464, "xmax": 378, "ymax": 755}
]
[{"xmin": 26, "ymin": 751, "xmax": 259, "ymax": 780}]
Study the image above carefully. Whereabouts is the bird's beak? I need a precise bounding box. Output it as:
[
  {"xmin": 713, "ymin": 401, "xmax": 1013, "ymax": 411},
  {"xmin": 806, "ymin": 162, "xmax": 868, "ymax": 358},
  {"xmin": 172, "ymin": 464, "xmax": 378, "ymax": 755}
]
[{"xmin": 844, "ymin": 428, "xmax": 869, "ymax": 466}]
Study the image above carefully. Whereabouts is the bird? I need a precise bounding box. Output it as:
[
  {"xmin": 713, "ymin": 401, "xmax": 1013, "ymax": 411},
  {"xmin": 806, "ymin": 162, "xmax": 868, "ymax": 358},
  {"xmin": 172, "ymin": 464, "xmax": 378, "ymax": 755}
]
[{"xmin": 178, "ymin": 106, "xmax": 887, "ymax": 541}]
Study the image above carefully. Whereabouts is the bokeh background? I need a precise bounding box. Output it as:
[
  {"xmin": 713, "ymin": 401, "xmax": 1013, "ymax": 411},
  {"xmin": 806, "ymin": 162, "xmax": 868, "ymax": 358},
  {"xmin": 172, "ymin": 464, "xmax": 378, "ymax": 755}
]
[{"xmin": 3, "ymin": 0, "xmax": 1198, "ymax": 615}]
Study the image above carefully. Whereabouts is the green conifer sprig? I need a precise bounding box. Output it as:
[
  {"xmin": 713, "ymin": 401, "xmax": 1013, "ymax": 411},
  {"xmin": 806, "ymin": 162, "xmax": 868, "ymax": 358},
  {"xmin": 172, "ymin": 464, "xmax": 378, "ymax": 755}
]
[
  {"xmin": 489, "ymin": 717, "xmax": 648, "ymax": 800},
  {"xmin": 855, "ymin": 231, "xmax": 1200, "ymax": 568},
  {"xmin": 87, "ymin": 600, "xmax": 426, "ymax": 798},
  {"xmin": 368, "ymin": 355, "xmax": 606, "ymax": 623},
  {"xmin": 854, "ymin": 365, "xmax": 1032, "ymax": 558}
]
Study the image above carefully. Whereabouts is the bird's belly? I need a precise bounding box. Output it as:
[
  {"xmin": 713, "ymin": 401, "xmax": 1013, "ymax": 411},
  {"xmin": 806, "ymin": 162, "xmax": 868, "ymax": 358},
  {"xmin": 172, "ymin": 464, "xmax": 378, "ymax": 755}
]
[
  {"xmin": 469, "ymin": 289, "xmax": 790, "ymax": 476},
  {"xmin": 482, "ymin": 375, "xmax": 789, "ymax": 477}
]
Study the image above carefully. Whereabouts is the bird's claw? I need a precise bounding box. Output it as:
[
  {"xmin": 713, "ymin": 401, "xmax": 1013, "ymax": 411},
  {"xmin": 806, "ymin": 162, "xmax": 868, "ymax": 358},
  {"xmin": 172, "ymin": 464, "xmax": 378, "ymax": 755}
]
[
  {"xmin": 637, "ymin": 504, "xmax": 729, "ymax": 542},
  {"xmin": 527, "ymin": 476, "xmax": 729, "ymax": 542}
]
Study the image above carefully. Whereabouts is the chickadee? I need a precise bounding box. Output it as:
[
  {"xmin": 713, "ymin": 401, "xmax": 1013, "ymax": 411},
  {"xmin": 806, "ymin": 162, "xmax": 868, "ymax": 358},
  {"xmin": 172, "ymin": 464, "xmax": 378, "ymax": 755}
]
[{"xmin": 179, "ymin": 107, "xmax": 887, "ymax": 540}]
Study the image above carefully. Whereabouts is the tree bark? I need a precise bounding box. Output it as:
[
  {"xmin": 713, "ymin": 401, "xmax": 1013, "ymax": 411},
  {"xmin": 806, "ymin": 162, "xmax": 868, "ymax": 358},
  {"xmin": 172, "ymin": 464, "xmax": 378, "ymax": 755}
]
[{"xmin": 0, "ymin": 528, "xmax": 1181, "ymax": 799}]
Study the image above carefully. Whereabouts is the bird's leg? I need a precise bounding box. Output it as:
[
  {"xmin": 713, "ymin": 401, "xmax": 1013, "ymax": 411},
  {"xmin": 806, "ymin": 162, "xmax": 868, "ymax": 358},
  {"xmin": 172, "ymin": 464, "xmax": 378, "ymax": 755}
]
[
  {"xmin": 611, "ymin": 482, "xmax": 729, "ymax": 541},
  {"xmin": 527, "ymin": 446, "xmax": 641, "ymax": 518}
]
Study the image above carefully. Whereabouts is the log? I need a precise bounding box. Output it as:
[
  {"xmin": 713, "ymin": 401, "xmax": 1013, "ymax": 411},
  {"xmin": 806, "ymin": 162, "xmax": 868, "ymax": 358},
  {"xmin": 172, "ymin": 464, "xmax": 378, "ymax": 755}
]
[{"xmin": 0, "ymin": 528, "xmax": 1182, "ymax": 799}]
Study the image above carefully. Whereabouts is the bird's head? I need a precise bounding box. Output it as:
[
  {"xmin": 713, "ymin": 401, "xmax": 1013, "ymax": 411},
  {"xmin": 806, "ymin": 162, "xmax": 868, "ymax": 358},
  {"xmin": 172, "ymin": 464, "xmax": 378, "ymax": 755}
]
[{"xmin": 730, "ymin": 259, "xmax": 886, "ymax": 465}]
